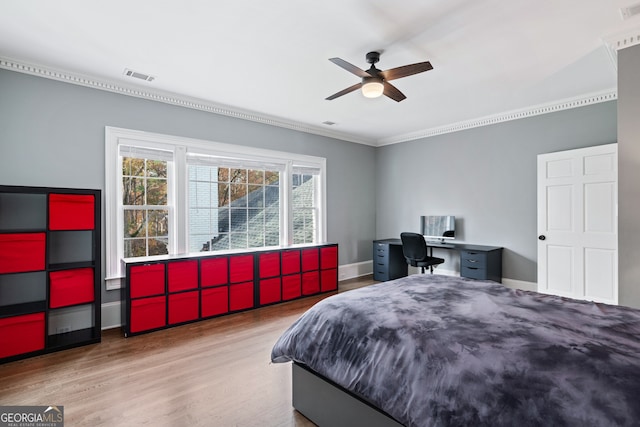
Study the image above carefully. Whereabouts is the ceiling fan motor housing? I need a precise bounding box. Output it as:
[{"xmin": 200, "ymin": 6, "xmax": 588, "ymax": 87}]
[{"xmin": 366, "ymin": 51, "xmax": 381, "ymax": 64}]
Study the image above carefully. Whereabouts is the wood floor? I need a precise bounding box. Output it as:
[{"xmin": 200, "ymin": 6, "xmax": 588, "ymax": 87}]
[{"xmin": 0, "ymin": 276, "xmax": 376, "ymax": 427}]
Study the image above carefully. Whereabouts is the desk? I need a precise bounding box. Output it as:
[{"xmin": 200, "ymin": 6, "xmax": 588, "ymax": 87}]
[{"xmin": 373, "ymin": 239, "xmax": 503, "ymax": 283}]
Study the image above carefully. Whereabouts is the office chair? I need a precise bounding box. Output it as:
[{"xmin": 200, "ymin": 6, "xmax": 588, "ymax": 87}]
[{"xmin": 400, "ymin": 232, "xmax": 445, "ymax": 274}]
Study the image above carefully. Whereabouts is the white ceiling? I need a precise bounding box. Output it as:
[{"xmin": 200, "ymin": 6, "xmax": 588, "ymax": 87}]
[{"xmin": 1, "ymin": 0, "xmax": 639, "ymax": 146}]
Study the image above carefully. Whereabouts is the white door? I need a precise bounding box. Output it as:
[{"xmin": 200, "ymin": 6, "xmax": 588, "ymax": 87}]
[{"xmin": 537, "ymin": 143, "xmax": 617, "ymax": 304}]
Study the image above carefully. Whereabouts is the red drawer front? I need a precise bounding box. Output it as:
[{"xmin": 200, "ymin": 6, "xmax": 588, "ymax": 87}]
[
  {"xmin": 0, "ymin": 233, "xmax": 45, "ymax": 274},
  {"xmin": 281, "ymin": 250, "xmax": 301, "ymax": 275},
  {"xmin": 229, "ymin": 281, "xmax": 254, "ymax": 311},
  {"xmin": 130, "ymin": 264, "xmax": 165, "ymax": 298},
  {"xmin": 49, "ymin": 194, "xmax": 95, "ymax": 230},
  {"xmin": 0, "ymin": 312, "xmax": 45, "ymax": 358},
  {"xmin": 201, "ymin": 257, "xmax": 228, "ymax": 287},
  {"xmin": 320, "ymin": 246, "xmax": 338, "ymax": 270},
  {"xmin": 321, "ymin": 268, "xmax": 338, "ymax": 292},
  {"xmin": 282, "ymin": 274, "xmax": 301, "ymax": 301},
  {"xmin": 168, "ymin": 260, "xmax": 198, "ymax": 292},
  {"xmin": 130, "ymin": 295, "xmax": 166, "ymax": 333},
  {"xmin": 168, "ymin": 291, "xmax": 199, "ymax": 325},
  {"xmin": 201, "ymin": 286, "xmax": 229, "ymax": 318},
  {"xmin": 302, "ymin": 271, "xmax": 320, "ymax": 295},
  {"xmin": 229, "ymin": 255, "xmax": 254, "ymax": 283},
  {"xmin": 259, "ymin": 277, "xmax": 281, "ymax": 305},
  {"xmin": 259, "ymin": 252, "xmax": 280, "ymax": 279},
  {"xmin": 301, "ymin": 248, "xmax": 319, "ymax": 272},
  {"xmin": 49, "ymin": 267, "xmax": 94, "ymax": 308}
]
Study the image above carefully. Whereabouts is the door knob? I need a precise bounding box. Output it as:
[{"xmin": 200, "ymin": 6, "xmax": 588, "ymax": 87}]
[{"xmin": 538, "ymin": 235, "xmax": 546, "ymax": 240}]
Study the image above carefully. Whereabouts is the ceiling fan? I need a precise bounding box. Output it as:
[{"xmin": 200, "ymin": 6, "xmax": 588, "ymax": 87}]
[{"xmin": 326, "ymin": 51, "xmax": 433, "ymax": 102}]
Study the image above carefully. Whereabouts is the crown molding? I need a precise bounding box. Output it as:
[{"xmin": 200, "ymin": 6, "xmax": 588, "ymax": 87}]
[
  {"xmin": 0, "ymin": 56, "xmax": 376, "ymax": 147},
  {"xmin": 0, "ymin": 56, "xmax": 617, "ymax": 148},
  {"xmin": 376, "ymin": 90, "xmax": 618, "ymax": 146}
]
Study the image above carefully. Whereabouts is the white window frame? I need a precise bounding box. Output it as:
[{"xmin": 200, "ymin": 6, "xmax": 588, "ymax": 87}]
[{"xmin": 105, "ymin": 126, "xmax": 326, "ymax": 290}]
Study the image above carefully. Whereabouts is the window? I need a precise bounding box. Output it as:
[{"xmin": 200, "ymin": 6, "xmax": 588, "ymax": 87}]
[{"xmin": 105, "ymin": 127, "xmax": 326, "ymax": 289}]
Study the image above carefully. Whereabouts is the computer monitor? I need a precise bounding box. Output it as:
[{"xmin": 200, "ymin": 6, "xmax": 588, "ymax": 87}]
[{"xmin": 421, "ymin": 215, "xmax": 455, "ymax": 243}]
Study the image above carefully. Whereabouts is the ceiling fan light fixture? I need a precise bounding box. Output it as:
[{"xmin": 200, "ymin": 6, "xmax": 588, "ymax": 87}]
[{"xmin": 362, "ymin": 77, "xmax": 384, "ymax": 98}]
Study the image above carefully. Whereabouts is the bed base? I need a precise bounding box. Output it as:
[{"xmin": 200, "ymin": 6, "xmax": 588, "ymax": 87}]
[{"xmin": 292, "ymin": 362, "xmax": 403, "ymax": 427}]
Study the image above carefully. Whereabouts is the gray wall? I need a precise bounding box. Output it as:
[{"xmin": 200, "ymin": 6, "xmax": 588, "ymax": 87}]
[
  {"xmin": 618, "ymin": 43, "xmax": 640, "ymax": 309},
  {"xmin": 375, "ymin": 101, "xmax": 617, "ymax": 283},
  {"xmin": 0, "ymin": 69, "xmax": 376, "ymax": 303}
]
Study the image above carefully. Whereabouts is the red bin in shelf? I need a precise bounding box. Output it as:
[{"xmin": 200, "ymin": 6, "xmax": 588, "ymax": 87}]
[
  {"xmin": 301, "ymin": 248, "xmax": 319, "ymax": 272},
  {"xmin": 0, "ymin": 312, "xmax": 45, "ymax": 358},
  {"xmin": 259, "ymin": 277, "xmax": 281, "ymax": 305},
  {"xmin": 129, "ymin": 264, "xmax": 165, "ymax": 298},
  {"xmin": 321, "ymin": 268, "xmax": 338, "ymax": 292},
  {"xmin": 0, "ymin": 233, "xmax": 46, "ymax": 274},
  {"xmin": 168, "ymin": 290, "xmax": 199, "ymax": 325},
  {"xmin": 168, "ymin": 260, "xmax": 198, "ymax": 292},
  {"xmin": 259, "ymin": 252, "xmax": 280, "ymax": 279},
  {"xmin": 229, "ymin": 255, "xmax": 253, "ymax": 283},
  {"xmin": 49, "ymin": 267, "xmax": 95, "ymax": 308},
  {"xmin": 320, "ymin": 246, "xmax": 338, "ymax": 270},
  {"xmin": 201, "ymin": 257, "xmax": 228, "ymax": 287},
  {"xmin": 281, "ymin": 250, "xmax": 301, "ymax": 275},
  {"xmin": 130, "ymin": 295, "xmax": 166, "ymax": 333},
  {"xmin": 229, "ymin": 281, "xmax": 254, "ymax": 311},
  {"xmin": 201, "ymin": 286, "xmax": 229, "ymax": 318},
  {"xmin": 49, "ymin": 194, "xmax": 95, "ymax": 230},
  {"xmin": 282, "ymin": 274, "xmax": 301, "ymax": 301},
  {"xmin": 302, "ymin": 271, "xmax": 320, "ymax": 295}
]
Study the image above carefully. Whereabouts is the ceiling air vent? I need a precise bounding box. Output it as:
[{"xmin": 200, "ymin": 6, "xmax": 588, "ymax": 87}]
[
  {"xmin": 123, "ymin": 68, "xmax": 155, "ymax": 82},
  {"xmin": 620, "ymin": 3, "xmax": 640, "ymax": 19}
]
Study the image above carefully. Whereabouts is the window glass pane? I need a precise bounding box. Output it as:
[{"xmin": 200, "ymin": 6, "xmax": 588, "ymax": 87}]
[
  {"xmin": 248, "ymin": 169, "xmax": 264, "ymax": 185},
  {"xmin": 123, "ymin": 158, "xmax": 145, "ymax": 177},
  {"xmin": 122, "ymin": 176, "xmax": 145, "ymax": 206},
  {"xmin": 230, "ymin": 168, "xmax": 247, "ymax": 184},
  {"xmin": 265, "ymin": 233, "xmax": 279, "ymax": 246},
  {"xmin": 265, "ymin": 186, "xmax": 279, "ymax": 206},
  {"xmin": 124, "ymin": 209, "xmax": 147, "ymax": 238},
  {"xmin": 248, "ymin": 185, "xmax": 263, "ymax": 208},
  {"xmin": 124, "ymin": 239, "xmax": 146, "ymax": 258},
  {"xmin": 217, "ymin": 183, "xmax": 230, "ymax": 207},
  {"xmin": 147, "ymin": 179, "xmax": 167, "ymax": 205},
  {"xmin": 149, "ymin": 238, "xmax": 168, "ymax": 256},
  {"xmin": 230, "ymin": 209, "xmax": 247, "ymax": 232},
  {"xmin": 148, "ymin": 209, "xmax": 169, "ymax": 237},
  {"xmin": 147, "ymin": 160, "xmax": 167, "ymax": 178},
  {"xmin": 211, "ymin": 234, "xmax": 228, "ymax": 251},
  {"xmin": 265, "ymin": 171, "xmax": 279, "ymax": 185},
  {"xmin": 230, "ymin": 233, "xmax": 247, "ymax": 249},
  {"xmin": 217, "ymin": 207, "xmax": 229, "ymax": 233},
  {"xmin": 230, "ymin": 183, "xmax": 247, "ymax": 207},
  {"xmin": 218, "ymin": 167, "xmax": 230, "ymax": 182}
]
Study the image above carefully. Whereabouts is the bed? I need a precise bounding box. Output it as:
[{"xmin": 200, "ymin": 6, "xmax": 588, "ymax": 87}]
[{"xmin": 271, "ymin": 274, "xmax": 640, "ymax": 427}]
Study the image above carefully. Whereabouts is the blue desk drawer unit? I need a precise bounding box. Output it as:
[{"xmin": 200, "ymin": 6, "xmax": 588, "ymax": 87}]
[{"xmin": 460, "ymin": 249, "xmax": 502, "ymax": 283}]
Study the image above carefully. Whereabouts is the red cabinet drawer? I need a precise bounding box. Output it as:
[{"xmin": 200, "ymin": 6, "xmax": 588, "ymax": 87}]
[
  {"xmin": 0, "ymin": 233, "xmax": 45, "ymax": 274},
  {"xmin": 320, "ymin": 246, "xmax": 338, "ymax": 270},
  {"xmin": 259, "ymin": 277, "xmax": 281, "ymax": 305},
  {"xmin": 49, "ymin": 194, "xmax": 95, "ymax": 230},
  {"xmin": 229, "ymin": 255, "xmax": 253, "ymax": 283},
  {"xmin": 49, "ymin": 267, "xmax": 94, "ymax": 308},
  {"xmin": 321, "ymin": 268, "xmax": 338, "ymax": 292},
  {"xmin": 282, "ymin": 274, "xmax": 301, "ymax": 301},
  {"xmin": 0, "ymin": 312, "xmax": 45, "ymax": 358},
  {"xmin": 168, "ymin": 260, "xmax": 198, "ymax": 292},
  {"xmin": 130, "ymin": 295, "xmax": 166, "ymax": 333},
  {"xmin": 229, "ymin": 281, "xmax": 254, "ymax": 311},
  {"xmin": 301, "ymin": 248, "xmax": 319, "ymax": 272},
  {"xmin": 201, "ymin": 257, "xmax": 228, "ymax": 287},
  {"xmin": 259, "ymin": 252, "xmax": 280, "ymax": 278},
  {"xmin": 302, "ymin": 271, "xmax": 320, "ymax": 295},
  {"xmin": 168, "ymin": 291, "xmax": 199, "ymax": 325},
  {"xmin": 201, "ymin": 286, "xmax": 229, "ymax": 318},
  {"xmin": 281, "ymin": 250, "xmax": 300, "ymax": 275},
  {"xmin": 129, "ymin": 264, "xmax": 165, "ymax": 298}
]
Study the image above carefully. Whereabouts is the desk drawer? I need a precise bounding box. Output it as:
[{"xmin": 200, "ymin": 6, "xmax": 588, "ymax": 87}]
[
  {"xmin": 461, "ymin": 265, "xmax": 488, "ymax": 280},
  {"xmin": 374, "ymin": 242, "xmax": 389, "ymax": 256},
  {"xmin": 460, "ymin": 250, "xmax": 487, "ymax": 266}
]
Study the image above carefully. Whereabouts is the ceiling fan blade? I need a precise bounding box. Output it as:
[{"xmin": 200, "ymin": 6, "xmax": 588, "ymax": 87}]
[
  {"xmin": 380, "ymin": 61, "xmax": 433, "ymax": 81},
  {"xmin": 328, "ymin": 58, "xmax": 370, "ymax": 78},
  {"xmin": 326, "ymin": 83, "xmax": 362, "ymax": 100},
  {"xmin": 383, "ymin": 82, "xmax": 406, "ymax": 102}
]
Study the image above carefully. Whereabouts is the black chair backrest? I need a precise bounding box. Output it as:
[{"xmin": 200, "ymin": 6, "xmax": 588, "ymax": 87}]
[{"xmin": 400, "ymin": 232, "xmax": 427, "ymax": 262}]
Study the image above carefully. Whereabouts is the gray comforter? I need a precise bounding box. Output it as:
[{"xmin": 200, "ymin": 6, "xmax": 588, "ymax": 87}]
[{"xmin": 271, "ymin": 274, "xmax": 640, "ymax": 427}]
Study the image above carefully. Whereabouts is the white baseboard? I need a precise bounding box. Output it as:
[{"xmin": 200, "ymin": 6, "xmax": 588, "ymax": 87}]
[
  {"xmin": 338, "ymin": 261, "xmax": 373, "ymax": 281},
  {"xmin": 502, "ymin": 278, "xmax": 538, "ymax": 292},
  {"xmin": 101, "ymin": 301, "xmax": 121, "ymax": 330}
]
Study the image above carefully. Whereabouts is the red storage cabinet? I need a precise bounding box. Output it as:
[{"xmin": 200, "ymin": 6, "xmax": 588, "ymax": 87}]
[
  {"xmin": 229, "ymin": 255, "xmax": 253, "ymax": 283},
  {"xmin": 130, "ymin": 296, "xmax": 166, "ymax": 333},
  {"xmin": 259, "ymin": 252, "xmax": 280, "ymax": 279},
  {"xmin": 168, "ymin": 260, "xmax": 198, "ymax": 292},
  {"xmin": 49, "ymin": 267, "xmax": 94, "ymax": 308},
  {"xmin": 201, "ymin": 286, "xmax": 229, "ymax": 318},
  {"xmin": 281, "ymin": 250, "xmax": 300, "ymax": 275},
  {"xmin": 321, "ymin": 269, "xmax": 338, "ymax": 292},
  {"xmin": 48, "ymin": 194, "xmax": 95, "ymax": 230},
  {"xmin": 0, "ymin": 312, "xmax": 45, "ymax": 358},
  {"xmin": 0, "ymin": 233, "xmax": 46, "ymax": 274},
  {"xmin": 302, "ymin": 248, "xmax": 319, "ymax": 272},
  {"xmin": 201, "ymin": 257, "xmax": 228, "ymax": 287},
  {"xmin": 321, "ymin": 246, "xmax": 338, "ymax": 270},
  {"xmin": 282, "ymin": 274, "xmax": 301, "ymax": 301},
  {"xmin": 168, "ymin": 291, "xmax": 199, "ymax": 325},
  {"xmin": 130, "ymin": 264, "xmax": 165, "ymax": 298},
  {"xmin": 302, "ymin": 271, "xmax": 320, "ymax": 295},
  {"xmin": 259, "ymin": 277, "xmax": 281, "ymax": 305},
  {"xmin": 229, "ymin": 281, "xmax": 254, "ymax": 311}
]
